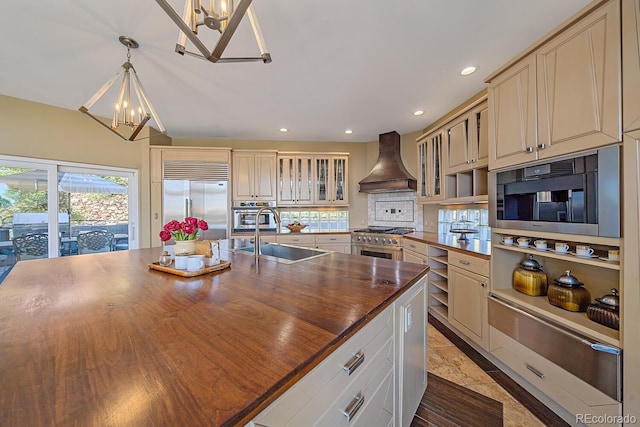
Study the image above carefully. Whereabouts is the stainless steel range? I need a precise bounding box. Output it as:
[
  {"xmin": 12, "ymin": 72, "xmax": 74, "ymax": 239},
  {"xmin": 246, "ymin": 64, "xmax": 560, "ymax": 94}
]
[{"xmin": 351, "ymin": 227, "xmax": 414, "ymax": 261}]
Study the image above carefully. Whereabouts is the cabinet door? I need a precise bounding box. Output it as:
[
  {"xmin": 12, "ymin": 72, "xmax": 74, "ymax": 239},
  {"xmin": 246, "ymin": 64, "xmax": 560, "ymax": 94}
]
[
  {"xmin": 232, "ymin": 153, "xmax": 256, "ymax": 200},
  {"xmin": 445, "ymin": 114, "xmax": 471, "ymax": 174},
  {"xmin": 417, "ymin": 140, "xmax": 429, "ymax": 203},
  {"xmin": 296, "ymin": 157, "xmax": 314, "ymax": 205},
  {"xmin": 314, "ymin": 156, "xmax": 348, "ymax": 205},
  {"xmin": 536, "ymin": 0, "xmax": 621, "ymax": 159},
  {"xmin": 277, "ymin": 156, "xmax": 296, "ymax": 205},
  {"xmin": 331, "ymin": 156, "xmax": 348, "ymax": 205},
  {"xmin": 397, "ymin": 281, "xmax": 427, "ymax": 427},
  {"xmin": 488, "ymin": 56, "xmax": 537, "ymax": 170},
  {"xmin": 428, "ymin": 131, "xmax": 445, "ymax": 201},
  {"xmin": 623, "ymin": 0, "xmax": 640, "ymax": 139},
  {"xmin": 403, "ymin": 249, "xmax": 427, "ymax": 265},
  {"xmin": 253, "ymin": 153, "xmax": 277, "ymax": 200},
  {"xmin": 449, "ymin": 265, "xmax": 489, "ymax": 349},
  {"xmin": 470, "ymin": 102, "xmax": 489, "ymax": 169}
]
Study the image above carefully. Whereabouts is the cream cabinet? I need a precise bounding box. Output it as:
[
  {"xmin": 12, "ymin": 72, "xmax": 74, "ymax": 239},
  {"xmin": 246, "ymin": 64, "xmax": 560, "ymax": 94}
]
[
  {"xmin": 488, "ymin": 56, "xmax": 538, "ymax": 170},
  {"xmin": 448, "ymin": 252, "xmax": 489, "ymax": 350},
  {"xmin": 248, "ymin": 274, "xmax": 427, "ymax": 427},
  {"xmin": 232, "ymin": 151, "xmax": 277, "ymax": 201},
  {"xmin": 416, "ymin": 129, "xmax": 445, "ymax": 203},
  {"xmin": 535, "ymin": 0, "xmax": 621, "ymax": 158},
  {"xmin": 277, "ymin": 155, "xmax": 314, "ymax": 206},
  {"xmin": 623, "ymin": 0, "xmax": 640, "ymax": 139},
  {"xmin": 445, "ymin": 101, "xmax": 488, "ymax": 174},
  {"xmin": 276, "ymin": 234, "xmax": 316, "ymax": 249},
  {"xmin": 426, "ymin": 246, "xmax": 449, "ymax": 322},
  {"xmin": 315, "ymin": 234, "xmax": 351, "ymax": 254},
  {"xmin": 488, "ymin": 0, "xmax": 621, "ymax": 170},
  {"xmin": 402, "ymin": 239, "xmax": 428, "ymax": 265},
  {"xmin": 314, "ymin": 155, "xmax": 348, "ymax": 205}
]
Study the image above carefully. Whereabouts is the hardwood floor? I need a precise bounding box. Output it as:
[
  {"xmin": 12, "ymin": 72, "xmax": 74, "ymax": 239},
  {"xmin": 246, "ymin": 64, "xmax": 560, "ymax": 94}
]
[{"xmin": 412, "ymin": 314, "xmax": 570, "ymax": 427}]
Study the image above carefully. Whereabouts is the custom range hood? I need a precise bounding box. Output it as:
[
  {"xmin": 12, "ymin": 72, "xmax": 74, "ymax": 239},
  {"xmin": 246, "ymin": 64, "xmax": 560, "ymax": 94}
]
[{"xmin": 359, "ymin": 131, "xmax": 417, "ymax": 193}]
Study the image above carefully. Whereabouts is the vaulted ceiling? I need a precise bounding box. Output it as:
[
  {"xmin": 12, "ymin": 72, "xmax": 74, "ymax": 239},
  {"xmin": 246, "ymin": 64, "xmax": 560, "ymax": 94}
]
[{"xmin": 0, "ymin": 0, "xmax": 591, "ymax": 142}]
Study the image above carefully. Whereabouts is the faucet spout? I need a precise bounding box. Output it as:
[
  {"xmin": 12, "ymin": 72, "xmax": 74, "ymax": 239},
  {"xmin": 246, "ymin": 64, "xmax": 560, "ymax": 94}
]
[{"xmin": 254, "ymin": 207, "xmax": 281, "ymax": 259}]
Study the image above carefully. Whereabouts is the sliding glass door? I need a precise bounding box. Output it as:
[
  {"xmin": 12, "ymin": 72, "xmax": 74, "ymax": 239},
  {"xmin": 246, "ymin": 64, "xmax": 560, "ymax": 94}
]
[{"xmin": 0, "ymin": 156, "xmax": 137, "ymax": 272}]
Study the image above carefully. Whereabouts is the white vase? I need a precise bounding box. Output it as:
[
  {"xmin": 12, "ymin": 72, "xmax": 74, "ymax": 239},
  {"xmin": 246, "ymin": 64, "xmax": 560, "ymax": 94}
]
[{"xmin": 174, "ymin": 240, "xmax": 196, "ymax": 256}]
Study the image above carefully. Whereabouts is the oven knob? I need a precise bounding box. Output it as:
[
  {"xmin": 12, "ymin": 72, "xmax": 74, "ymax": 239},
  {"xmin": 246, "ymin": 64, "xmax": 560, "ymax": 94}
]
[
  {"xmin": 374, "ymin": 237, "xmax": 379, "ymax": 243},
  {"xmin": 367, "ymin": 236, "xmax": 372, "ymax": 242},
  {"xmin": 381, "ymin": 238, "xmax": 387, "ymax": 244},
  {"xmin": 391, "ymin": 238, "xmax": 398, "ymax": 244}
]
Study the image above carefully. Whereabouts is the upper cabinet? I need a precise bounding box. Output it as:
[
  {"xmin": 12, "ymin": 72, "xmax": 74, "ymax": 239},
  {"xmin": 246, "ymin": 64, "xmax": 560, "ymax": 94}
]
[
  {"xmin": 623, "ymin": 0, "xmax": 640, "ymax": 139},
  {"xmin": 417, "ymin": 128, "xmax": 445, "ymax": 203},
  {"xmin": 536, "ymin": 0, "xmax": 621, "ymax": 158},
  {"xmin": 314, "ymin": 155, "xmax": 348, "ymax": 205},
  {"xmin": 487, "ymin": 0, "xmax": 621, "ymax": 170},
  {"xmin": 446, "ymin": 100, "xmax": 489, "ymax": 174},
  {"xmin": 232, "ymin": 151, "xmax": 277, "ymax": 201},
  {"xmin": 488, "ymin": 58, "xmax": 537, "ymax": 170},
  {"xmin": 277, "ymin": 154, "xmax": 314, "ymax": 206}
]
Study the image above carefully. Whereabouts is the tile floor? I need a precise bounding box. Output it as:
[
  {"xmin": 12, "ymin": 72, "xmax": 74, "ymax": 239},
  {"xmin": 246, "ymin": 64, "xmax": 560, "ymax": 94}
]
[{"xmin": 427, "ymin": 324, "xmax": 547, "ymax": 427}]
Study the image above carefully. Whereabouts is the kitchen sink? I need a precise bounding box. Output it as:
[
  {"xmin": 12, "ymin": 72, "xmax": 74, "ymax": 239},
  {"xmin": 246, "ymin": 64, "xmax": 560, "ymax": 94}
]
[{"xmin": 234, "ymin": 243, "xmax": 331, "ymax": 264}]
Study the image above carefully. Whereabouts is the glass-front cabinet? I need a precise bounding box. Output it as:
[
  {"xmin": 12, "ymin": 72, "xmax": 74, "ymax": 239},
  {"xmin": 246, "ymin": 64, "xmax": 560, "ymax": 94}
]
[
  {"xmin": 314, "ymin": 155, "xmax": 348, "ymax": 206},
  {"xmin": 277, "ymin": 155, "xmax": 313, "ymax": 206},
  {"xmin": 417, "ymin": 128, "xmax": 444, "ymax": 203}
]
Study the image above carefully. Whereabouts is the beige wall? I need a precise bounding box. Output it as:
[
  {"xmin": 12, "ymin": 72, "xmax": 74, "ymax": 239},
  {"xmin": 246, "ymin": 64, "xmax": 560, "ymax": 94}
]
[
  {"xmin": 0, "ymin": 94, "xmax": 153, "ymax": 247},
  {"xmin": 0, "ymin": 93, "xmax": 426, "ymax": 243}
]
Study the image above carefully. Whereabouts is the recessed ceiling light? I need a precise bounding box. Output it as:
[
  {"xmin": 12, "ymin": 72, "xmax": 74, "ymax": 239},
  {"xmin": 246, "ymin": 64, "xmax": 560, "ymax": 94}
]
[
  {"xmin": 279, "ymin": 128, "xmax": 288, "ymax": 132},
  {"xmin": 460, "ymin": 66, "xmax": 477, "ymax": 76},
  {"xmin": 345, "ymin": 129, "xmax": 353, "ymax": 134},
  {"xmin": 413, "ymin": 110, "xmax": 424, "ymax": 116}
]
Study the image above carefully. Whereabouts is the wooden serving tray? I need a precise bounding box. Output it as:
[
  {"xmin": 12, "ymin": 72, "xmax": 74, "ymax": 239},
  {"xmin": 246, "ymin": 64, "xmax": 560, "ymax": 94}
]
[{"xmin": 148, "ymin": 260, "xmax": 231, "ymax": 277}]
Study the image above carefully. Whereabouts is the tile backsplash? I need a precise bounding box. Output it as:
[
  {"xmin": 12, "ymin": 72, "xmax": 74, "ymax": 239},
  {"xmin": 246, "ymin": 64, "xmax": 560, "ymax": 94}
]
[{"xmin": 367, "ymin": 192, "xmax": 423, "ymax": 230}]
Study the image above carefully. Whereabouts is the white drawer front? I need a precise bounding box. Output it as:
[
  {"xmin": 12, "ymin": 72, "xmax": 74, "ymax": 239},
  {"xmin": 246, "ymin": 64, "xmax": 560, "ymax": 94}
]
[
  {"xmin": 277, "ymin": 235, "xmax": 316, "ymax": 246},
  {"xmin": 253, "ymin": 307, "xmax": 393, "ymax": 426},
  {"xmin": 448, "ymin": 251, "xmax": 489, "ymax": 277},
  {"xmin": 402, "ymin": 239, "xmax": 428, "ymax": 255},
  {"xmin": 315, "ymin": 234, "xmax": 351, "ymax": 244}
]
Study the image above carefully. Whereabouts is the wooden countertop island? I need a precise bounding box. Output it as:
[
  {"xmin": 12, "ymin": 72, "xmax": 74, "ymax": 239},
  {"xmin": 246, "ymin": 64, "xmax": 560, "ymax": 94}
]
[{"xmin": 0, "ymin": 242, "xmax": 428, "ymax": 426}]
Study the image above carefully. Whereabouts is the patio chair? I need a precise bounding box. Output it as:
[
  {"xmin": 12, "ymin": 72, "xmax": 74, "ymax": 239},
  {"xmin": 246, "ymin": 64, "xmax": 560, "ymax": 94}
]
[
  {"xmin": 12, "ymin": 233, "xmax": 49, "ymax": 261},
  {"xmin": 77, "ymin": 230, "xmax": 114, "ymax": 255}
]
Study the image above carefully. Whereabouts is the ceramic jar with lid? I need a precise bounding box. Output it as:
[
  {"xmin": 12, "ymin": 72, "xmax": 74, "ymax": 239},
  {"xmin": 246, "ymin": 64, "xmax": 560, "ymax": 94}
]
[
  {"xmin": 513, "ymin": 255, "xmax": 548, "ymax": 296},
  {"xmin": 587, "ymin": 289, "xmax": 620, "ymax": 330},
  {"xmin": 548, "ymin": 270, "xmax": 591, "ymax": 312}
]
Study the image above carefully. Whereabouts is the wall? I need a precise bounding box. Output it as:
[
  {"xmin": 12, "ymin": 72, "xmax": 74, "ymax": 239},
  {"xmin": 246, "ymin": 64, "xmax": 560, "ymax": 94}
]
[
  {"xmin": 172, "ymin": 137, "xmax": 373, "ymax": 228},
  {"xmin": 0, "ymin": 94, "xmax": 153, "ymax": 247}
]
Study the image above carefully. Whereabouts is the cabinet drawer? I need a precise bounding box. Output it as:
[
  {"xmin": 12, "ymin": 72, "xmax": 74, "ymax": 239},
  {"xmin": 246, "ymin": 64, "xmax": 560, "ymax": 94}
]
[
  {"xmin": 315, "ymin": 234, "xmax": 351, "ymax": 244},
  {"xmin": 252, "ymin": 307, "xmax": 393, "ymax": 426},
  {"xmin": 277, "ymin": 234, "xmax": 316, "ymax": 246},
  {"xmin": 290, "ymin": 335, "xmax": 393, "ymax": 426},
  {"xmin": 490, "ymin": 327, "xmax": 620, "ymax": 416},
  {"xmin": 402, "ymin": 239, "xmax": 428, "ymax": 255},
  {"xmin": 448, "ymin": 251, "xmax": 489, "ymax": 277}
]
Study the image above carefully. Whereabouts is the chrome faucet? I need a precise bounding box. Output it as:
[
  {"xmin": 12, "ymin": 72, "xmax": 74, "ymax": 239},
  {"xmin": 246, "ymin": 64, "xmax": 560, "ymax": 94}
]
[{"xmin": 254, "ymin": 207, "xmax": 281, "ymax": 258}]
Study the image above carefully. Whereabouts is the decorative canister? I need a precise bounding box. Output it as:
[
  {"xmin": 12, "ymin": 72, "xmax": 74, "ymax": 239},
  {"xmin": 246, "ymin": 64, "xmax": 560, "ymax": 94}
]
[
  {"xmin": 587, "ymin": 289, "xmax": 620, "ymax": 330},
  {"xmin": 513, "ymin": 255, "xmax": 548, "ymax": 296},
  {"xmin": 547, "ymin": 270, "xmax": 591, "ymax": 312},
  {"xmin": 174, "ymin": 240, "xmax": 197, "ymax": 256}
]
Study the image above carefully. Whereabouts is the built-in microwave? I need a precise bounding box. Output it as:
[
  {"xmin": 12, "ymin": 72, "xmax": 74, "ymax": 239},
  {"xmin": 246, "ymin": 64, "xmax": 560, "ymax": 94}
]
[
  {"xmin": 232, "ymin": 201, "xmax": 277, "ymax": 233},
  {"xmin": 489, "ymin": 145, "xmax": 620, "ymax": 237}
]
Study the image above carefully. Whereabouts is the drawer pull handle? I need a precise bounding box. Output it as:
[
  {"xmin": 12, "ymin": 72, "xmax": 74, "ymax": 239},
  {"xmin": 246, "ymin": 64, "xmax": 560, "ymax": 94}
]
[
  {"xmin": 526, "ymin": 364, "xmax": 545, "ymax": 379},
  {"xmin": 330, "ymin": 238, "xmax": 337, "ymax": 241},
  {"xmin": 459, "ymin": 259, "xmax": 470, "ymax": 265},
  {"xmin": 343, "ymin": 351, "xmax": 365, "ymax": 375},
  {"xmin": 342, "ymin": 392, "xmax": 365, "ymax": 422},
  {"xmin": 410, "ymin": 244, "xmax": 416, "ymax": 248}
]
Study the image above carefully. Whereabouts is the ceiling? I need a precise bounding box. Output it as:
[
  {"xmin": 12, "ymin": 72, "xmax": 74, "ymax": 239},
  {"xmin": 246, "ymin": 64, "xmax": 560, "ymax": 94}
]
[{"xmin": 0, "ymin": 0, "xmax": 592, "ymax": 143}]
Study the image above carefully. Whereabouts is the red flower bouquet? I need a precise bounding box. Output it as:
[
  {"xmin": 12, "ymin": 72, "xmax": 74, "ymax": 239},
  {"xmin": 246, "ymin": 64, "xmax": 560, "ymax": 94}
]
[{"xmin": 159, "ymin": 217, "xmax": 208, "ymax": 242}]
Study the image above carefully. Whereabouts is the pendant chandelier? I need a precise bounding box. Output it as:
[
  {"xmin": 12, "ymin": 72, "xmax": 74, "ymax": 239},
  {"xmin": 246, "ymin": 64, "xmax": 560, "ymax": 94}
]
[
  {"xmin": 79, "ymin": 36, "xmax": 165, "ymax": 142},
  {"xmin": 155, "ymin": 0, "xmax": 271, "ymax": 63}
]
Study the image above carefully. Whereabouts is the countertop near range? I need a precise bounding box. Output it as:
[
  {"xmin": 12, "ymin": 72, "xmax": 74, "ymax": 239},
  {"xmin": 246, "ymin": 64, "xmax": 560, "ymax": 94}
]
[
  {"xmin": 0, "ymin": 243, "xmax": 427, "ymax": 427},
  {"xmin": 405, "ymin": 232, "xmax": 491, "ymax": 259}
]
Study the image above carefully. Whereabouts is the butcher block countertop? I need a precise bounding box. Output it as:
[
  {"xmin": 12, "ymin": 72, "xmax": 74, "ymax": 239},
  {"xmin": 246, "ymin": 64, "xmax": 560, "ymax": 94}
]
[{"xmin": 0, "ymin": 242, "xmax": 428, "ymax": 427}]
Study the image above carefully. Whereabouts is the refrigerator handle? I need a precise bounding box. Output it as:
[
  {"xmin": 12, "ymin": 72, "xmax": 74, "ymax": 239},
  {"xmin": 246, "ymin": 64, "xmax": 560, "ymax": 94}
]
[
  {"xmin": 184, "ymin": 198, "xmax": 189, "ymax": 218},
  {"xmin": 189, "ymin": 199, "xmax": 193, "ymax": 217}
]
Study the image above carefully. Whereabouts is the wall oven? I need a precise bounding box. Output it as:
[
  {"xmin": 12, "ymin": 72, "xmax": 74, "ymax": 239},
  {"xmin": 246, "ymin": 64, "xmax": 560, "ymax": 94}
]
[
  {"xmin": 232, "ymin": 201, "xmax": 277, "ymax": 233},
  {"xmin": 490, "ymin": 145, "xmax": 620, "ymax": 237}
]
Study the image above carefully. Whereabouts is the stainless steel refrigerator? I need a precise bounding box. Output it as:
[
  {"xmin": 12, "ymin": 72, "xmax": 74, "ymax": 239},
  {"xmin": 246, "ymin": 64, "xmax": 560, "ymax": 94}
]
[{"xmin": 163, "ymin": 180, "xmax": 228, "ymax": 241}]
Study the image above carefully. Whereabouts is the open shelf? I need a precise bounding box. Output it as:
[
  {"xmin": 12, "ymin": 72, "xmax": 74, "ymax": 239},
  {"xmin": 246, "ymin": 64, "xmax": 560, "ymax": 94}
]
[
  {"xmin": 431, "ymin": 292, "xmax": 449, "ymax": 307},
  {"xmin": 430, "ymin": 279, "xmax": 448, "ymax": 293},
  {"xmin": 430, "ymin": 268, "xmax": 448, "ymax": 279},
  {"xmin": 493, "ymin": 242, "xmax": 620, "ymax": 271},
  {"xmin": 430, "ymin": 305, "xmax": 448, "ymax": 322},
  {"xmin": 429, "ymin": 255, "xmax": 449, "ymax": 265}
]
